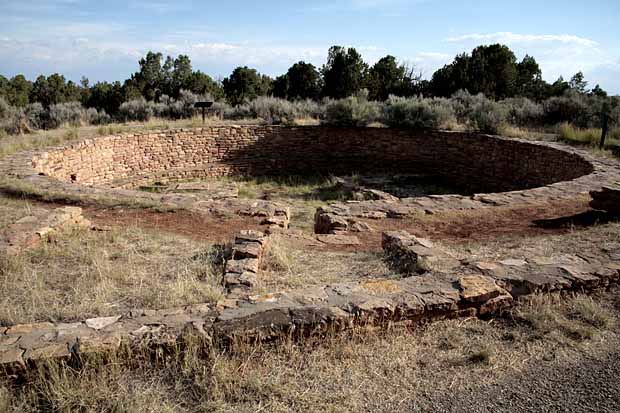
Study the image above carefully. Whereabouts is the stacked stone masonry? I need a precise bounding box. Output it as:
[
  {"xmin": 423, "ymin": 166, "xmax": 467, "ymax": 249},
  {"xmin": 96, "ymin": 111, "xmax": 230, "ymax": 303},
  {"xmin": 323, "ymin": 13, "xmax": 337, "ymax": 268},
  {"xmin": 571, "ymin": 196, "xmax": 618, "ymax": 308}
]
[
  {"xmin": 1, "ymin": 126, "xmax": 618, "ymax": 219},
  {"xmin": 223, "ymin": 230, "xmax": 270, "ymax": 297}
]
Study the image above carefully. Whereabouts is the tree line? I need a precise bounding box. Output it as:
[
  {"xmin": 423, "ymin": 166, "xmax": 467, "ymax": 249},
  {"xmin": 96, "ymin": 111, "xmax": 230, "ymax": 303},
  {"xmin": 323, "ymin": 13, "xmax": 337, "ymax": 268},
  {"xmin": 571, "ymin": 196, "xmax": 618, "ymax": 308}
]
[{"xmin": 0, "ymin": 44, "xmax": 611, "ymax": 119}]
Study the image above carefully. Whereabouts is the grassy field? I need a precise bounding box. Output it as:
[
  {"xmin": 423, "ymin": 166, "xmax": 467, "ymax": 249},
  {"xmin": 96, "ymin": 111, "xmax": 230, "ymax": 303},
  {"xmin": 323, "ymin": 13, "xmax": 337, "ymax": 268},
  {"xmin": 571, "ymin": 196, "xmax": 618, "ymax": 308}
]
[{"xmin": 0, "ymin": 199, "xmax": 225, "ymax": 325}]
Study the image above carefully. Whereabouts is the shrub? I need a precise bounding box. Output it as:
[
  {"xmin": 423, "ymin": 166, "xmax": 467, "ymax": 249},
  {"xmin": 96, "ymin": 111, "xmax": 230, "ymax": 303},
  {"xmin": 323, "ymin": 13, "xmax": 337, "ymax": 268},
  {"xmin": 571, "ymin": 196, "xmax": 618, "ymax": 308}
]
[
  {"xmin": 500, "ymin": 97, "xmax": 544, "ymax": 126},
  {"xmin": 85, "ymin": 108, "xmax": 111, "ymax": 125},
  {"xmin": 247, "ymin": 96, "xmax": 299, "ymax": 124},
  {"xmin": 543, "ymin": 94, "xmax": 589, "ymax": 126},
  {"xmin": 323, "ymin": 90, "xmax": 382, "ymax": 127},
  {"xmin": 449, "ymin": 90, "xmax": 488, "ymax": 123},
  {"xmin": 0, "ymin": 105, "xmax": 26, "ymax": 135},
  {"xmin": 48, "ymin": 102, "xmax": 84, "ymax": 129},
  {"xmin": 24, "ymin": 103, "xmax": 49, "ymax": 130},
  {"xmin": 469, "ymin": 99, "xmax": 507, "ymax": 134},
  {"xmin": 118, "ymin": 99, "xmax": 153, "ymax": 122},
  {"xmin": 383, "ymin": 96, "xmax": 454, "ymax": 129},
  {"xmin": 0, "ymin": 96, "xmax": 9, "ymax": 120}
]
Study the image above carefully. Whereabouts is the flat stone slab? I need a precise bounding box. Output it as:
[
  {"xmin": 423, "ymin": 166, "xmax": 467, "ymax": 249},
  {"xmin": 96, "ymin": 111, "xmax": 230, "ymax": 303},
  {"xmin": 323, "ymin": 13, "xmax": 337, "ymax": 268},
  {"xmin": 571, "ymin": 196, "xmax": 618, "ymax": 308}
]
[
  {"xmin": 382, "ymin": 230, "xmax": 460, "ymax": 274},
  {"xmin": 458, "ymin": 276, "xmax": 508, "ymax": 303}
]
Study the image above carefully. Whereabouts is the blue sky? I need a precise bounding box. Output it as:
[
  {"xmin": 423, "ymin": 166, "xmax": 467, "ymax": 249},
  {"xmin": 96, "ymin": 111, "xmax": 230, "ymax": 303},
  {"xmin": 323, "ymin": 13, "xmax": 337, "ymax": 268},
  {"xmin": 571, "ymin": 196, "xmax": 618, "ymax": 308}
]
[{"xmin": 1, "ymin": 0, "xmax": 619, "ymax": 93}]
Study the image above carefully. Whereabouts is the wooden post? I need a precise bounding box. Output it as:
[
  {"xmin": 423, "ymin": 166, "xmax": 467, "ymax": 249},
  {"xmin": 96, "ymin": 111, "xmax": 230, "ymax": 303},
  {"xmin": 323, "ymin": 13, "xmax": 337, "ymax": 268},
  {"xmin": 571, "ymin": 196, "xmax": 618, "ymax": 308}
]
[
  {"xmin": 600, "ymin": 113, "xmax": 609, "ymax": 149},
  {"xmin": 194, "ymin": 102, "xmax": 213, "ymax": 125}
]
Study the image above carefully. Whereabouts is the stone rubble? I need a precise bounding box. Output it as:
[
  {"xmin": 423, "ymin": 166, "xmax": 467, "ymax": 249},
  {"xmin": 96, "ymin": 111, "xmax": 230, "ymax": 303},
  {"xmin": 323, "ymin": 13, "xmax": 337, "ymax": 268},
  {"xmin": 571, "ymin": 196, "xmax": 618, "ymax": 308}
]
[{"xmin": 0, "ymin": 207, "xmax": 92, "ymax": 256}]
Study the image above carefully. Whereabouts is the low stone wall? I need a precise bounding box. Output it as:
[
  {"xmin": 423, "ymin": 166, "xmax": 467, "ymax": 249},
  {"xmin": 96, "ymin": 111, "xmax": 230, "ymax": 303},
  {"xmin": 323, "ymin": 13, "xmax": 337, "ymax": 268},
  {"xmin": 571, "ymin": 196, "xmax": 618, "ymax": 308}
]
[
  {"xmin": 2, "ymin": 239, "xmax": 619, "ymax": 371},
  {"xmin": 1, "ymin": 125, "xmax": 613, "ymax": 223},
  {"xmin": 31, "ymin": 126, "xmax": 593, "ymax": 193}
]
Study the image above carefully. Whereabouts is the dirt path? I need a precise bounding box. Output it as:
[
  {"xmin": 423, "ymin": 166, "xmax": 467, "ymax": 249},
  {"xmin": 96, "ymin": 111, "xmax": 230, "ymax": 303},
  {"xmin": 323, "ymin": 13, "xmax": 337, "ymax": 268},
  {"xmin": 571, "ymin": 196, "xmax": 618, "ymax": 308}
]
[{"xmin": 415, "ymin": 346, "xmax": 620, "ymax": 412}]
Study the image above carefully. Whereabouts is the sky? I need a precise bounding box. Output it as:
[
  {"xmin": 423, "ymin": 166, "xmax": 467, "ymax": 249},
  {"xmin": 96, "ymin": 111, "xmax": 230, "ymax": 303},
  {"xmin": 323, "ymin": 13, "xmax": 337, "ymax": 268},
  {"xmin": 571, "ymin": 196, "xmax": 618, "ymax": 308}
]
[{"xmin": 1, "ymin": 0, "xmax": 619, "ymax": 94}]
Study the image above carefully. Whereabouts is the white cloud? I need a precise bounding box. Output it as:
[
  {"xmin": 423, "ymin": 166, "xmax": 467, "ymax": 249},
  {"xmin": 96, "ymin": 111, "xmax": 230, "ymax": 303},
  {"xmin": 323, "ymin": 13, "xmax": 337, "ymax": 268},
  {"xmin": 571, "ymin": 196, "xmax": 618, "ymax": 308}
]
[{"xmin": 445, "ymin": 32, "xmax": 599, "ymax": 48}]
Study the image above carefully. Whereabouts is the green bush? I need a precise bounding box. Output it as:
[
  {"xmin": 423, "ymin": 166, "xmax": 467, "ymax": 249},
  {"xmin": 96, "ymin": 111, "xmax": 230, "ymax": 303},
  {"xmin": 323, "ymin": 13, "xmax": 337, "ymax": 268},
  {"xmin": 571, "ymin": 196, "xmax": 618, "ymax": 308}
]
[
  {"xmin": 543, "ymin": 94, "xmax": 589, "ymax": 126},
  {"xmin": 500, "ymin": 97, "xmax": 543, "ymax": 126},
  {"xmin": 469, "ymin": 99, "xmax": 507, "ymax": 134},
  {"xmin": 383, "ymin": 96, "xmax": 454, "ymax": 129},
  {"xmin": 48, "ymin": 102, "xmax": 84, "ymax": 129},
  {"xmin": 322, "ymin": 90, "xmax": 382, "ymax": 127},
  {"xmin": 118, "ymin": 99, "xmax": 153, "ymax": 122}
]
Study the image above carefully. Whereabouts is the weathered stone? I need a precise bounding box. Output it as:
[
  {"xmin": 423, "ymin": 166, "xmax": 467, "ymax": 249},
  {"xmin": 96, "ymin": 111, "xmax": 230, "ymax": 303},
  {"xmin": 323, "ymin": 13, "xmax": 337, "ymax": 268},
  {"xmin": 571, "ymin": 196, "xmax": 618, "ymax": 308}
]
[
  {"xmin": 225, "ymin": 258, "xmax": 260, "ymax": 274},
  {"xmin": 458, "ymin": 276, "xmax": 508, "ymax": 303},
  {"xmin": 85, "ymin": 316, "xmax": 122, "ymax": 330},
  {"xmin": 349, "ymin": 221, "xmax": 374, "ymax": 232},
  {"xmin": 382, "ymin": 231, "xmax": 459, "ymax": 274},
  {"xmin": 499, "ymin": 259, "xmax": 528, "ymax": 267},
  {"xmin": 6, "ymin": 322, "xmax": 54, "ymax": 335},
  {"xmin": 232, "ymin": 242, "xmax": 262, "ymax": 259},
  {"xmin": 314, "ymin": 210, "xmax": 349, "ymax": 234},
  {"xmin": 358, "ymin": 279, "xmax": 403, "ymax": 295},
  {"xmin": 77, "ymin": 333, "xmax": 122, "ymax": 354},
  {"xmin": 0, "ymin": 348, "xmax": 25, "ymax": 366},
  {"xmin": 479, "ymin": 295, "xmax": 514, "ymax": 315},
  {"xmin": 23, "ymin": 343, "xmax": 71, "ymax": 361}
]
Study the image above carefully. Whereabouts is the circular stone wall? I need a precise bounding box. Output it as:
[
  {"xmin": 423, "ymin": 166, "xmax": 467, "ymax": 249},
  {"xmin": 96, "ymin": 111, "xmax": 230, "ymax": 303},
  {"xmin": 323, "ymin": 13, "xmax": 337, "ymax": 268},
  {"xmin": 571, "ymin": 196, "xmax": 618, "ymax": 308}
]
[{"xmin": 31, "ymin": 126, "xmax": 594, "ymax": 194}]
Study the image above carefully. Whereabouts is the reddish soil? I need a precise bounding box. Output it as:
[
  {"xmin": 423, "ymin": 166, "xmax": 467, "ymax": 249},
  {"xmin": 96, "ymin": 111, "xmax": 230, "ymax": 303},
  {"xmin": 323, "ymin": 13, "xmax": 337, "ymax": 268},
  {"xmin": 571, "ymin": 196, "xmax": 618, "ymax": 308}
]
[
  {"xmin": 31, "ymin": 198, "xmax": 614, "ymax": 252},
  {"xmin": 83, "ymin": 207, "xmax": 263, "ymax": 244},
  {"xmin": 287, "ymin": 200, "xmax": 608, "ymax": 253}
]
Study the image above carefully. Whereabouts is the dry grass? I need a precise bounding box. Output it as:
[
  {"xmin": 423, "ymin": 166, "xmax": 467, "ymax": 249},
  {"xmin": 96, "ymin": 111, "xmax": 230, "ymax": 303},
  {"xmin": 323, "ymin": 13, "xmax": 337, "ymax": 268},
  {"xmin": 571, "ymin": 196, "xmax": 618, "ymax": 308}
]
[
  {"xmin": 2, "ymin": 290, "xmax": 618, "ymax": 412},
  {"xmin": 558, "ymin": 122, "xmax": 620, "ymax": 149},
  {"xmin": 259, "ymin": 235, "xmax": 394, "ymax": 291},
  {"xmin": 0, "ymin": 223, "xmax": 224, "ymax": 325}
]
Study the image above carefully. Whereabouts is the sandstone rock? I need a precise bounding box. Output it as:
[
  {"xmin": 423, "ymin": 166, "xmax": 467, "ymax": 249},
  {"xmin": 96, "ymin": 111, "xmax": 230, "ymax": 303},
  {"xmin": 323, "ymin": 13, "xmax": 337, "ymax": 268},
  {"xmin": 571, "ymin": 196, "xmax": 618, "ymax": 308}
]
[
  {"xmin": 499, "ymin": 258, "xmax": 528, "ymax": 267},
  {"xmin": 232, "ymin": 242, "xmax": 262, "ymax": 259},
  {"xmin": 0, "ymin": 348, "xmax": 25, "ymax": 366},
  {"xmin": 225, "ymin": 258, "xmax": 260, "ymax": 274},
  {"xmin": 479, "ymin": 295, "xmax": 514, "ymax": 315},
  {"xmin": 314, "ymin": 209, "xmax": 349, "ymax": 234},
  {"xmin": 23, "ymin": 343, "xmax": 71, "ymax": 361},
  {"xmin": 382, "ymin": 231, "xmax": 459, "ymax": 274},
  {"xmin": 349, "ymin": 221, "xmax": 373, "ymax": 232},
  {"xmin": 85, "ymin": 315, "xmax": 121, "ymax": 330},
  {"xmin": 458, "ymin": 276, "xmax": 508, "ymax": 303}
]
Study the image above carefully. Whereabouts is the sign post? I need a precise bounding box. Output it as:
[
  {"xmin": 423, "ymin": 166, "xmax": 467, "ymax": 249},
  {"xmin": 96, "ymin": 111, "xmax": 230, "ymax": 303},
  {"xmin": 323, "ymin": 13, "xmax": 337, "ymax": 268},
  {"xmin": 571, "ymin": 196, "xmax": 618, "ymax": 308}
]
[{"xmin": 194, "ymin": 101, "xmax": 214, "ymax": 124}]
